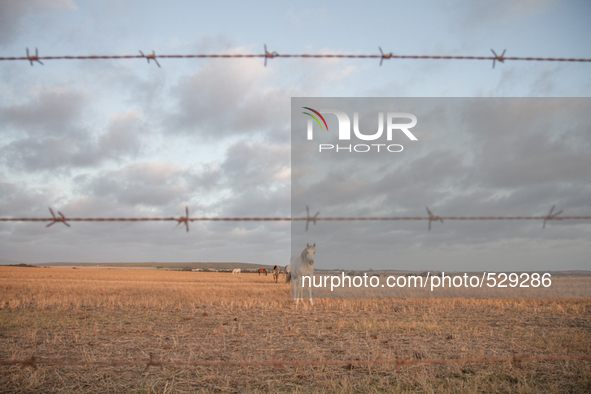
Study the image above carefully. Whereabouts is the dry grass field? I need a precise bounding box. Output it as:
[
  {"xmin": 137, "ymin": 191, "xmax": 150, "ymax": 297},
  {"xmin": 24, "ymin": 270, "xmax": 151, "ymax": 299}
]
[{"xmin": 0, "ymin": 266, "xmax": 590, "ymax": 393}]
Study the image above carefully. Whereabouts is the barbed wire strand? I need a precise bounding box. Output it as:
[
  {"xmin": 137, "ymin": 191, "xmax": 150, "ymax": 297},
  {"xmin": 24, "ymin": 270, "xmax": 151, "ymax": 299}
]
[
  {"xmin": 1, "ymin": 46, "xmax": 590, "ymax": 68},
  {"xmin": 1, "ymin": 206, "xmax": 590, "ymax": 232},
  {"xmin": 1, "ymin": 354, "xmax": 589, "ymax": 370}
]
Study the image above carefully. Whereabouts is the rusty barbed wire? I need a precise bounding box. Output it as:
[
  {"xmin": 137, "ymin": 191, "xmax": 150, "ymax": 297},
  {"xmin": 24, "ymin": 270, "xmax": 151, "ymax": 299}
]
[
  {"xmin": 1, "ymin": 353, "xmax": 589, "ymax": 371},
  {"xmin": 1, "ymin": 46, "xmax": 590, "ymax": 68},
  {"xmin": 1, "ymin": 205, "xmax": 591, "ymax": 232}
]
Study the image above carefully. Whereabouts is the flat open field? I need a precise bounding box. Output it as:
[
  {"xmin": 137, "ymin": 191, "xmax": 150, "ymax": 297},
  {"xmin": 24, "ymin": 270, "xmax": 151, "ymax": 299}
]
[{"xmin": 0, "ymin": 267, "xmax": 590, "ymax": 393}]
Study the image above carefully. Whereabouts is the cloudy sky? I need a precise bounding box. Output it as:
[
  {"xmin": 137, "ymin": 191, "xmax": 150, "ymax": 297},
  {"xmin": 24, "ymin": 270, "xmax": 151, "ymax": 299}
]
[{"xmin": 0, "ymin": 0, "xmax": 590, "ymax": 270}]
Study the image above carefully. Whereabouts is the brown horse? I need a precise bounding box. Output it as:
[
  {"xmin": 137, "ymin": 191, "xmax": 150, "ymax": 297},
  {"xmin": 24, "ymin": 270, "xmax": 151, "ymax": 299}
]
[
  {"xmin": 258, "ymin": 268, "xmax": 267, "ymax": 276},
  {"xmin": 284, "ymin": 264, "xmax": 291, "ymax": 284},
  {"xmin": 273, "ymin": 265, "xmax": 280, "ymax": 283}
]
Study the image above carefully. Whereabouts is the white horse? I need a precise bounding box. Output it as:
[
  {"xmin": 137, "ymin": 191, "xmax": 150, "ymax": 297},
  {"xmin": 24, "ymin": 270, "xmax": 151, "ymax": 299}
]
[
  {"xmin": 232, "ymin": 268, "xmax": 241, "ymax": 275},
  {"xmin": 290, "ymin": 243, "xmax": 315, "ymax": 305}
]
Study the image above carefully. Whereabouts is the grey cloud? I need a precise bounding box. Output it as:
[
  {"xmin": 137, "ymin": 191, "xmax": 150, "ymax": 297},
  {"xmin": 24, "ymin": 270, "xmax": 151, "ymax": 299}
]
[
  {"xmin": 215, "ymin": 186, "xmax": 290, "ymax": 220},
  {"xmin": 2, "ymin": 135, "xmax": 90, "ymax": 171},
  {"xmin": 66, "ymin": 138, "xmax": 290, "ymax": 216},
  {"xmin": 375, "ymin": 149, "xmax": 468, "ymax": 210},
  {"xmin": 461, "ymin": 99, "xmax": 591, "ymax": 188},
  {"xmin": 292, "ymin": 148, "xmax": 467, "ymax": 217},
  {"xmin": 206, "ymin": 139, "xmax": 291, "ymax": 217},
  {"xmin": 86, "ymin": 163, "xmax": 190, "ymax": 208},
  {"xmin": 167, "ymin": 59, "xmax": 291, "ymax": 140},
  {"xmin": 98, "ymin": 111, "xmax": 145, "ymax": 159},
  {"xmin": 0, "ymin": 87, "xmax": 86, "ymax": 135},
  {"xmin": 186, "ymin": 164, "xmax": 223, "ymax": 194},
  {"xmin": 1, "ymin": 102, "xmax": 147, "ymax": 171},
  {"xmin": 0, "ymin": 0, "xmax": 76, "ymax": 46},
  {"xmin": 221, "ymin": 140, "xmax": 290, "ymax": 191},
  {"xmin": 0, "ymin": 180, "xmax": 45, "ymax": 214}
]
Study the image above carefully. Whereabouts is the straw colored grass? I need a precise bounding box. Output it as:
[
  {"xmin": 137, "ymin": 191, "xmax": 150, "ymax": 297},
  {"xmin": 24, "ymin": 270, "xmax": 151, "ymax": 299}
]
[{"xmin": 0, "ymin": 266, "xmax": 590, "ymax": 393}]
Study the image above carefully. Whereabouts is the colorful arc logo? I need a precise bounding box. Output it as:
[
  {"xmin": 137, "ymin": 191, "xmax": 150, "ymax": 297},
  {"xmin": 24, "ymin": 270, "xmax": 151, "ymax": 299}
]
[{"xmin": 302, "ymin": 107, "xmax": 329, "ymax": 131}]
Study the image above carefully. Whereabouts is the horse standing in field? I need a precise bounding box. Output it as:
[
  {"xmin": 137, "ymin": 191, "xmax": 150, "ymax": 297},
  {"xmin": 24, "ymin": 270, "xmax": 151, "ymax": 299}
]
[
  {"xmin": 232, "ymin": 268, "xmax": 241, "ymax": 275},
  {"xmin": 290, "ymin": 243, "xmax": 315, "ymax": 305},
  {"xmin": 273, "ymin": 265, "xmax": 280, "ymax": 283},
  {"xmin": 284, "ymin": 264, "xmax": 291, "ymax": 284},
  {"xmin": 258, "ymin": 268, "xmax": 268, "ymax": 276}
]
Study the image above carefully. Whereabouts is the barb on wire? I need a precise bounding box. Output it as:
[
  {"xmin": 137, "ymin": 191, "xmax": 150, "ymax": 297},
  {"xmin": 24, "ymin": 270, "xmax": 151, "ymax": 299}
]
[
  {"xmin": 379, "ymin": 47, "xmax": 393, "ymax": 66},
  {"xmin": 426, "ymin": 207, "xmax": 443, "ymax": 231},
  {"xmin": 2, "ymin": 353, "xmax": 590, "ymax": 370},
  {"xmin": 305, "ymin": 205, "xmax": 320, "ymax": 231},
  {"xmin": 543, "ymin": 205, "xmax": 563, "ymax": 228},
  {"xmin": 176, "ymin": 206, "xmax": 190, "ymax": 232},
  {"xmin": 139, "ymin": 50, "xmax": 161, "ymax": 67},
  {"xmin": 264, "ymin": 44, "xmax": 279, "ymax": 67},
  {"xmin": 26, "ymin": 48, "xmax": 43, "ymax": 66},
  {"xmin": 512, "ymin": 350, "xmax": 521, "ymax": 368},
  {"xmin": 3, "ymin": 207, "xmax": 591, "ymax": 231},
  {"xmin": 21, "ymin": 356, "xmax": 37, "ymax": 370},
  {"xmin": 491, "ymin": 49, "xmax": 506, "ymax": 68},
  {"xmin": 145, "ymin": 353, "xmax": 163, "ymax": 372},
  {"xmin": 3, "ymin": 48, "xmax": 591, "ymax": 67},
  {"xmin": 46, "ymin": 208, "xmax": 69, "ymax": 228}
]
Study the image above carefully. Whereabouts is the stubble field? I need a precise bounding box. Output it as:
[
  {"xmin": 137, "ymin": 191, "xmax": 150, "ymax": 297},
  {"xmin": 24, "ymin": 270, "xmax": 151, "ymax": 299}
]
[{"xmin": 0, "ymin": 266, "xmax": 590, "ymax": 393}]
